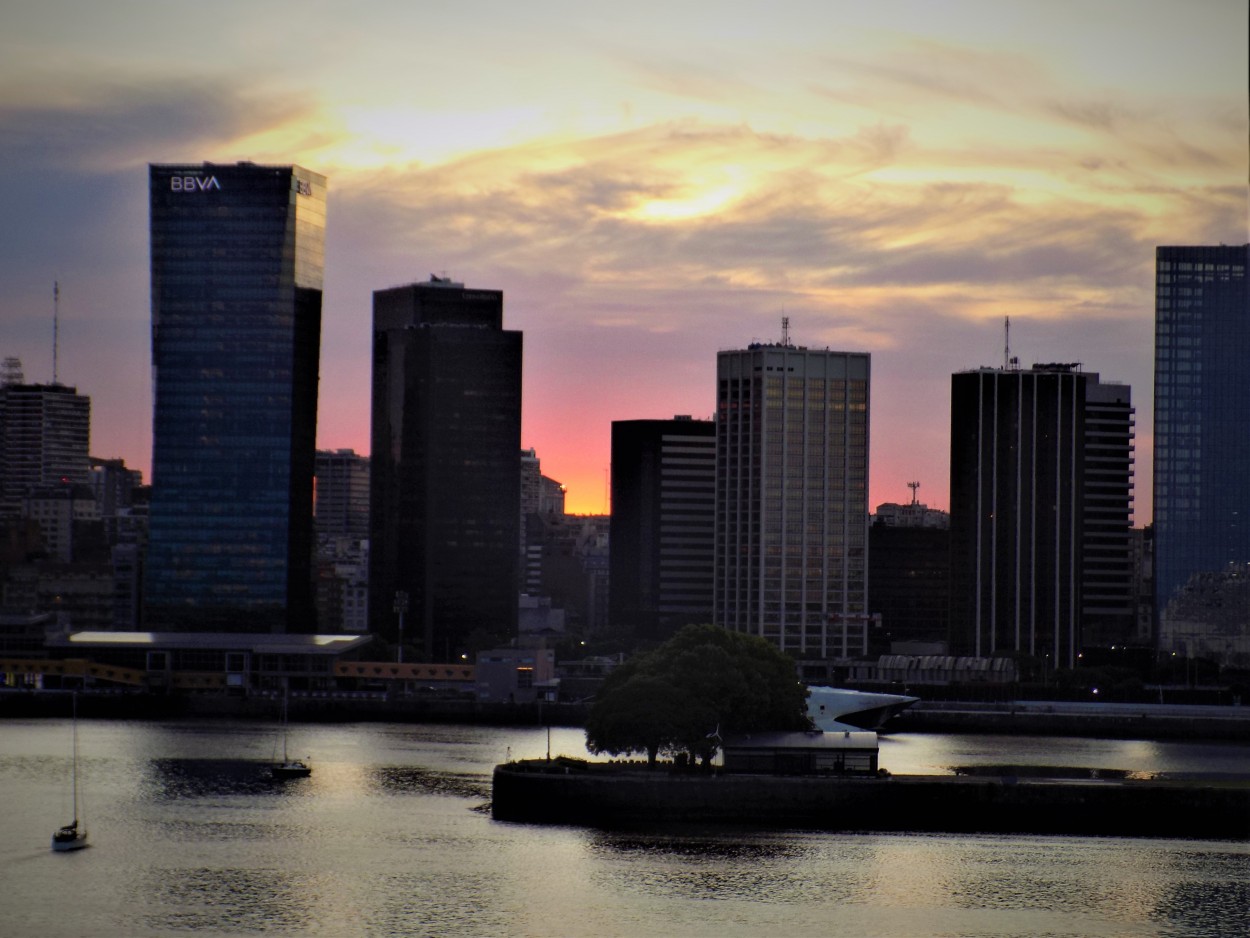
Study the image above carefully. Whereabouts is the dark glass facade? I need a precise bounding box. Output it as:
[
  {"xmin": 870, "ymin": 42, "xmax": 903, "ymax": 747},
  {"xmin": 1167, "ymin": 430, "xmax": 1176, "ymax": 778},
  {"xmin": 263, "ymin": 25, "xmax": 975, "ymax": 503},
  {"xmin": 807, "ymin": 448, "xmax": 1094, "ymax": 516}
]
[
  {"xmin": 1152, "ymin": 245, "xmax": 1250, "ymax": 629},
  {"xmin": 949, "ymin": 368, "xmax": 1083, "ymax": 666},
  {"xmin": 949, "ymin": 366, "xmax": 1134, "ymax": 666},
  {"xmin": 146, "ymin": 163, "xmax": 326, "ymax": 632},
  {"xmin": 369, "ymin": 279, "xmax": 521, "ymax": 660},
  {"xmin": 609, "ymin": 417, "xmax": 715, "ymax": 642},
  {"xmin": 868, "ymin": 524, "xmax": 950, "ymax": 651}
]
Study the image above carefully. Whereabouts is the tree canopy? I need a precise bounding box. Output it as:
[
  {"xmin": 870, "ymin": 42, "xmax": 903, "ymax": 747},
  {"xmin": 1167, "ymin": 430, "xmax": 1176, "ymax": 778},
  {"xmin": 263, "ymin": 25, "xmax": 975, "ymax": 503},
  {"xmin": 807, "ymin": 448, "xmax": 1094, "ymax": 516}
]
[{"xmin": 584, "ymin": 624, "xmax": 811, "ymax": 764}]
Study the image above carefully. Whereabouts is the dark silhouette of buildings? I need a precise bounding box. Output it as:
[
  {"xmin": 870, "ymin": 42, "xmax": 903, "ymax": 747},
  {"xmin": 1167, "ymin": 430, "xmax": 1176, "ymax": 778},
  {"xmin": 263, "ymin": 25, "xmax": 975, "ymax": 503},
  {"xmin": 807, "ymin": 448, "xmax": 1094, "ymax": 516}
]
[
  {"xmin": 1153, "ymin": 244, "xmax": 1250, "ymax": 665},
  {"xmin": 868, "ymin": 499, "xmax": 950, "ymax": 653},
  {"xmin": 609, "ymin": 416, "xmax": 715, "ymax": 642},
  {"xmin": 145, "ymin": 162, "xmax": 326, "ymax": 632},
  {"xmin": 369, "ymin": 276, "xmax": 521, "ymax": 660},
  {"xmin": 949, "ymin": 364, "xmax": 1134, "ymax": 669},
  {"xmin": 315, "ymin": 449, "xmax": 370, "ymax": 539},
  {"xmin": 0, "ymin": 377, "xmax": 90, "ymax": 517}
]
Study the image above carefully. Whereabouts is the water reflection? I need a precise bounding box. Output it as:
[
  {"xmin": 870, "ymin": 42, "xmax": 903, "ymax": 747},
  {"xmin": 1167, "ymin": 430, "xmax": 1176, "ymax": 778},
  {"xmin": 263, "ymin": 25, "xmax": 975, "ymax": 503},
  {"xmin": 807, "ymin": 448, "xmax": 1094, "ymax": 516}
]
[
  {"xmin": 142, "ymin": 758, "xmax": 281, "ymax": 800},
  {"xmin": 588, "ymin": 830, "xmax": 881, "ymax": 904},
  {"xmin": 367, "ymin": 765, "xmax": 489, "ymax": 801},
  {"xmin": 133, "ymin": 866, "xmax": 316, "ymax": 933},
  {"xmin": 4, "ymin": 719, "xmax": 1248, "ymax": 938}
]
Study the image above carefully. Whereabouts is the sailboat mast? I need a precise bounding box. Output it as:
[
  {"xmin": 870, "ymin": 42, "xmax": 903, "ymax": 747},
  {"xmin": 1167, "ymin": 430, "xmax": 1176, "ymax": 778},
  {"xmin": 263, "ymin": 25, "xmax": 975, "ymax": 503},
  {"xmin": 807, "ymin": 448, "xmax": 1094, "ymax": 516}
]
[{"xmin": 71, "ymin": 691, "xmax": 79, "ymax": 825}]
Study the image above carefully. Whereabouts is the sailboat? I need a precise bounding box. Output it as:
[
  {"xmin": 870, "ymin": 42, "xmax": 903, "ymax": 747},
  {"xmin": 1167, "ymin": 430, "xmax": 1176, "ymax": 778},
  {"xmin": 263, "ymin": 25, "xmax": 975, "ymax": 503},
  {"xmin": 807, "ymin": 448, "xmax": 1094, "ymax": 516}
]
[
  {"xmin": 271, "ymin": 692, "xmax": 312, "ymax": 779},
  {"xmin": 51, "ymin": 692, "xmax": 89, "ymax": 852}
]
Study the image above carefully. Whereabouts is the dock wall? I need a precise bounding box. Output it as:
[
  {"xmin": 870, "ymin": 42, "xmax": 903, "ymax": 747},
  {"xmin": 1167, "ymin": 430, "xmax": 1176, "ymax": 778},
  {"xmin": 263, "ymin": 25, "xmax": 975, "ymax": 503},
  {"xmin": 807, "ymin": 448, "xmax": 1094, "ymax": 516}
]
[{"xmin": 491, "ymin": 763, "xmax": 1250, "ymax": 839}]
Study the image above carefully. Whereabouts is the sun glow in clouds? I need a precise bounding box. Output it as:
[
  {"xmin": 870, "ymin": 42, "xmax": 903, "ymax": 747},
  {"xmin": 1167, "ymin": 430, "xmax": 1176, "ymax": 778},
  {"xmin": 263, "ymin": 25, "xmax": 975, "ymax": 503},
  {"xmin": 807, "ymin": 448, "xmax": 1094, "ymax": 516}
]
[{"xmin": 630, "ymin": 177, "xmax": 747, "ymax": 221}]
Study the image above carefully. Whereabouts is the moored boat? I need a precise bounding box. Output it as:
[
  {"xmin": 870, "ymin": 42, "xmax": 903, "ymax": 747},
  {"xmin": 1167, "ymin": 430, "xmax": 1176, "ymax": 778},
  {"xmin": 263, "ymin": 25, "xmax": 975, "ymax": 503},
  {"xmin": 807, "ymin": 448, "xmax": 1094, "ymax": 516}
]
[
  {"xmin": 51, "ymin": 692, "xmax": 89, "ymax": 852},
  {"xmin": 271, "ymin": 692, "xmax": 312, "ymax": 780}
]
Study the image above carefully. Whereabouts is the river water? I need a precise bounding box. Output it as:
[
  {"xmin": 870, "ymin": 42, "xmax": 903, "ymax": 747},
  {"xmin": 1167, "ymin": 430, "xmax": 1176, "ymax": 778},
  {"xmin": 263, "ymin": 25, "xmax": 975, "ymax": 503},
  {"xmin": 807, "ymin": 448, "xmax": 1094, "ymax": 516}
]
[{"xmin": 2, "ymin": 716, "xmax": 1248, "ymax": 937}]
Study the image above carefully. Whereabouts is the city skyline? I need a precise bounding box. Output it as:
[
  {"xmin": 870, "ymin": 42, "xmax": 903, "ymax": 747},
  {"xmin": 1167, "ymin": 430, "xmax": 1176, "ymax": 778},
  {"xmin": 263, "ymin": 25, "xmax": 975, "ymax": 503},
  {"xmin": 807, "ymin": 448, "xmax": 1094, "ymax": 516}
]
[{"xmin": 2, "ymin": 1, "xmax": 1246, "ymax": 517}]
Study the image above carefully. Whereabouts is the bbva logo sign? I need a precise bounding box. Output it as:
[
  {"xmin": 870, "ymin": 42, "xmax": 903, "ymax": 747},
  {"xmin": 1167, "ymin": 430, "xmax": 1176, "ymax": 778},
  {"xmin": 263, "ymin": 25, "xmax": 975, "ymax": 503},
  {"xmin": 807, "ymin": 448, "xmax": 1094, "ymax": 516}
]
[{"xmin": 170, "ymin": 176, "xmax": 221, "ymax": 191}]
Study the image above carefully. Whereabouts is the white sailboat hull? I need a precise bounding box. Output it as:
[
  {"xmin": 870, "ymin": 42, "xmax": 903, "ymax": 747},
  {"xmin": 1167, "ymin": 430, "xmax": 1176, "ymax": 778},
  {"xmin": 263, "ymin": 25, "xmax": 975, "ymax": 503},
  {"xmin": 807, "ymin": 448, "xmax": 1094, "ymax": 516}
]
[{"xmin": 51, "ymin": 825, "xmax": 88, "ymax": 852}]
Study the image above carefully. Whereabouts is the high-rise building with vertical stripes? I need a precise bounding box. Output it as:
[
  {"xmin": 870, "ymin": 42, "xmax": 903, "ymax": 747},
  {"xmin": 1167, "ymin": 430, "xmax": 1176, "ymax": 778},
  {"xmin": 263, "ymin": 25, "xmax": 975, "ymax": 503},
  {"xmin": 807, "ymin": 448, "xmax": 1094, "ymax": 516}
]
[
  {"xmin": 948, "ymin": 364, "xmax": 1134, "ymax": 668},
  {"xmin": 714, "ymin": 343, "xmax": 870, "ymax": 668}
]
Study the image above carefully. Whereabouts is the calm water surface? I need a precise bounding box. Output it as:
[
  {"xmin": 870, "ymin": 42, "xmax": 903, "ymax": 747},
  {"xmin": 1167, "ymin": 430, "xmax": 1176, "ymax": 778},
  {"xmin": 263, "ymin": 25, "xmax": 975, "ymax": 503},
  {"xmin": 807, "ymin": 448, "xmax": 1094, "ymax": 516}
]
[{"xmin": 1, "ymin": 717, "xmax": 1247, "ymax": 937}]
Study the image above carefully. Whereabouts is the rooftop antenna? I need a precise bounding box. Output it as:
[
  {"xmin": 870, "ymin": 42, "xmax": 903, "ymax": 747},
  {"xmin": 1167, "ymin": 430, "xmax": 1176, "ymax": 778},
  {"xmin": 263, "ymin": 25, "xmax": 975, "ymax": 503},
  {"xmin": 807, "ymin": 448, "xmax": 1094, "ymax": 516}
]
[
  {"xmin": 908, "ymin": 481, "xmax": 920, "ymax": 506},
  {"xmin": 1003, "ymin": 315, "xmax": 1009, "ymax": 371},
  {"xmin": 781, "ymin": 316, "xmax": 790, "ymax": 347},
  {"xmin": 53, "ymin": 280, "xmax": 60, "ymax": 384}
]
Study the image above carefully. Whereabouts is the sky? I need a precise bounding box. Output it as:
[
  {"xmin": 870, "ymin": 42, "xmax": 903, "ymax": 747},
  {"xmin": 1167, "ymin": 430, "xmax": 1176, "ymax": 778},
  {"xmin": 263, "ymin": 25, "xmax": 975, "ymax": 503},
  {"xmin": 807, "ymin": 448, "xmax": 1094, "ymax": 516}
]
[{"xmin": 1, "ymin": 0, "xmax": 1246, "ymax": 518}]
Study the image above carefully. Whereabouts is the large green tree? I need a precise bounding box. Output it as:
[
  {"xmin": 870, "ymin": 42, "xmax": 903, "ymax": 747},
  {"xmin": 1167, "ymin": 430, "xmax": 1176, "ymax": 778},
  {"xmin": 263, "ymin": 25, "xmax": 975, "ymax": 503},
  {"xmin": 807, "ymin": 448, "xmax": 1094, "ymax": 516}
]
[{"xmin": 585, "ymin": 624, "xmax": 810, "ymax": 765}]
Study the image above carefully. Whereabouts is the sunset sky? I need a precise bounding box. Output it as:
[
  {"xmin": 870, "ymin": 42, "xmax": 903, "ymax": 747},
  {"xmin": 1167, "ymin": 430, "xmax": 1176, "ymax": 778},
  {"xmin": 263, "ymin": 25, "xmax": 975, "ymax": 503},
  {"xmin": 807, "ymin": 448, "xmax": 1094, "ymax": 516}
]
[{"xmin": 2, "ymin": 0, "xmax": 1246, "ymax": 518}]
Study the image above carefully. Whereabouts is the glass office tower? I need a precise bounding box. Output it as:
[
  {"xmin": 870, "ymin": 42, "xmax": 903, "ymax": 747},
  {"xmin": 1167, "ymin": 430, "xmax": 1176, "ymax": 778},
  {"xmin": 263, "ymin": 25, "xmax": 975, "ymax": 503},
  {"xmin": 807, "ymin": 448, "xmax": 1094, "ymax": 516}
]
[
  {"xmin": 1152, "ymin": 245, "xmax": 1250, "ymax": 656},
  {"xmin": 370, "ymin": 277, "xmax": 522, "ymax": 661},
  {"xmin": 146, "ymin": 163, "xmax": 326, "ymax": 632}
]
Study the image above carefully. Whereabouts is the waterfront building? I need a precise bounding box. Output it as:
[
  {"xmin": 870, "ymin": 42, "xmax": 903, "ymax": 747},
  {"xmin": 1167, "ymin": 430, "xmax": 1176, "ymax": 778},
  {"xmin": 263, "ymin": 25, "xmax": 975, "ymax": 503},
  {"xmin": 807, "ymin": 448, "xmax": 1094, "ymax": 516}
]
[
  {"xmin": 0, "ymin": 381, "xmax": 90, "ymax": 517},
  {"xmin": 1152, "ymin": 245, "xmax": 1249, "ymax": 665},
  {"xmin": 949, "ymin": 364, "xmax": 1135, "ymax": 669},
  {"xmin": 369, "ymin": 277, "xmax": 521, "ymax": 660},
  {"xmin": 145, "ymin": 162, "xmax": 326, "ymax": 633},
  {"xmin": 609, "ymin": 416, "xmax": 715, "ymax": 642},
  {"xmin": 314, "ymin": 449, "xmax": 370, "ymax": 539},
  {"xmin": 475, "ymin": 645, "xmax": 557, "ymax": 703},
  {"xmin": 714, "ymin": 342, "xmax": 870, "ymax": 672}
]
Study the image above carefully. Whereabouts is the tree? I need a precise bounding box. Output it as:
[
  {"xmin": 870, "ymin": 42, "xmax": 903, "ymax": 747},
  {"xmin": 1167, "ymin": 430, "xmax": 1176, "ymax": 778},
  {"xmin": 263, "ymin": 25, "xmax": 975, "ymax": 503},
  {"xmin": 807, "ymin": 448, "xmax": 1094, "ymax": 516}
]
[{"xmin": 585, "ymin": 623, "xmax": 810, "ymax": 765}]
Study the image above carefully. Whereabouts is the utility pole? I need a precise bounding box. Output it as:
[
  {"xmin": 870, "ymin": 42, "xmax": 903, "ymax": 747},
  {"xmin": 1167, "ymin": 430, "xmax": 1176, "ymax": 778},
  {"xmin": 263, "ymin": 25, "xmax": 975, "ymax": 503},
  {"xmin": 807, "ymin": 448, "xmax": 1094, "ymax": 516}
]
[{"xmin": 393, "ymin": 590, "xmax": 409, "ymax": 663}]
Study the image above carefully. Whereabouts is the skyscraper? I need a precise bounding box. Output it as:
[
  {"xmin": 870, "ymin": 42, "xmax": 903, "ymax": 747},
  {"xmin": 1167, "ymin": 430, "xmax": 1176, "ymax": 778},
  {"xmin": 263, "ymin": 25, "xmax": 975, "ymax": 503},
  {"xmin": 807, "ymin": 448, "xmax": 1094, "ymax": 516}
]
[
  {"xmin": 1153, "ymin": 244, "xmax": 1250, "ymax": 661},
  {"xmin": 0, "ymin": 380, "xmax": 90, "ymax": 517},
  {"xmin": 314, "ymin": 449, "xmax": 370, "ymax": 539},
  {"xmin": 145, "ymin": 162, "xmax": 326, "ymax": 632},
  {"xmin": 610, "ymin": 416, "xmax": 715, "ymax": 642},
  {"xmin": 948, "ymin": 364, "xmax": 1134, "ymax": 668},
  {"xmin": 370, "ymin": 277, "xmax": 522, "ymax": 660},
  {"xmin": 714, "ymin": 343, "xmax": 870, "ymax": 668}
]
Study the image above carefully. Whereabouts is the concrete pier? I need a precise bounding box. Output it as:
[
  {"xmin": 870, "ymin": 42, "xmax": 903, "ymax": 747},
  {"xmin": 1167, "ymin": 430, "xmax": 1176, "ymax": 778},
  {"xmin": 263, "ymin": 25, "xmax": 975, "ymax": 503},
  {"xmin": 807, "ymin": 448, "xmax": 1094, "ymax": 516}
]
[{"xmin": 492, "ymin": 761, "xmax": 1250, "ymax": 839}]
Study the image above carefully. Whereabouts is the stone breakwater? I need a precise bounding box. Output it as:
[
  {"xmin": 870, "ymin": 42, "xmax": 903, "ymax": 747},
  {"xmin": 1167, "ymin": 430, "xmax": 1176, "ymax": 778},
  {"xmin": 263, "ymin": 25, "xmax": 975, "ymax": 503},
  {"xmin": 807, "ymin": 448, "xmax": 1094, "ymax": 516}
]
[
  {"xmin": 893, "ymin": 700, "xmax": 1250, "ymax": 741},
  {"xmin": 492, "ymin": 761, "xmax": 1250, "ymax": 840}
]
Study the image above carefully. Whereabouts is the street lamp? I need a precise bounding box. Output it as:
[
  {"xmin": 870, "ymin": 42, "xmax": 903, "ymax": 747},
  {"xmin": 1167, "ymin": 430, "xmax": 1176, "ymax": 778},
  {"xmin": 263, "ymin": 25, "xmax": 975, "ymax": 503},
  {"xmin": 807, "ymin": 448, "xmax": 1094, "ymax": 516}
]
[{"xmin": 393, "ymin": 591, "xmax": 409, "ymax": 664}]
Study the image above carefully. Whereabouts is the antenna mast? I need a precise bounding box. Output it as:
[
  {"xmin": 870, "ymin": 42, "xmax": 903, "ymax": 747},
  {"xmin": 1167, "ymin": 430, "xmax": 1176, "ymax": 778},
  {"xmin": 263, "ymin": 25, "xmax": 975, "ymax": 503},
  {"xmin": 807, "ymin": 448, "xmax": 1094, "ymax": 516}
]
[
  {"xmin": 1003, "ymin": 315, "xmax": 1009, "ymax": 371},
  {"xmin": 781, "ymin": 316, "xmax": 790, "ymax": 347},
  {"xmin": 53, "ymin": 281, "xmax": 60, "ymax": 384},
  {"xmin": 908, "ymin": 481, "xmax": 920, "ymax": 506}
]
